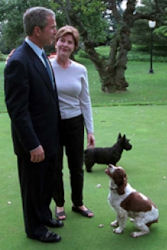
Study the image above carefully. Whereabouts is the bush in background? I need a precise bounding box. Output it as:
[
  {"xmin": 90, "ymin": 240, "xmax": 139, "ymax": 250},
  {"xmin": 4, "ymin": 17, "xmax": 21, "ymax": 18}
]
[{"xmin": 0, "ymin": 51, "xmax": 6, "ymax": 61}]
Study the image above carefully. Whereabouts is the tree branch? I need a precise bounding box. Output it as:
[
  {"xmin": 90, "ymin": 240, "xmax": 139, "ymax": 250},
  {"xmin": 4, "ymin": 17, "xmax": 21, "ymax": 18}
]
[
  {"xmin": 108, "ymin": 0, "xmax": 121, "ymax": 22},
  {"xmin": 133, "ymin": 12, "xmax": 156, "ymax": 21},
  {"xmin": 54, "ymin": 0, "xmax": 72, "ymax": 24}
]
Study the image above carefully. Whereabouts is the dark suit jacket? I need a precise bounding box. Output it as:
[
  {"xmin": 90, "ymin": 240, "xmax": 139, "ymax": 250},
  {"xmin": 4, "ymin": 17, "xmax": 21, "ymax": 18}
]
[{"xmin": 4, "ymin": 41, "xmax": 60, "ymax": 159}]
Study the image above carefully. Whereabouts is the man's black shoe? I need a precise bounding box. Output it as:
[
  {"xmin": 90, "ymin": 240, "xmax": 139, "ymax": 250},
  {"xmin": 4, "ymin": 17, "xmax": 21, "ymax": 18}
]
[
  {"xmin": 28, "ymin": 231, "xmax": 61, "ymax": 243},
  {"xmin": 45, "ymin": 219, "xmax": 64, "ymax": 228}
]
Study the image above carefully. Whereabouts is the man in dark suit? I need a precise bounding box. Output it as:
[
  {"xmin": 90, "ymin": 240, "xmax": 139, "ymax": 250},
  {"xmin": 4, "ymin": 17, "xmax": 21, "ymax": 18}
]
[{"xmin": 4, "ymin": 7, "xmax": 63, "ymax": 243}]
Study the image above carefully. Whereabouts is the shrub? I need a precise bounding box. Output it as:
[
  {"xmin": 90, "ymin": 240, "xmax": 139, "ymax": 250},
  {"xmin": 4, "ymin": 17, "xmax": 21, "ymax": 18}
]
[{"xmin": 0, "ymin": 51, "xmax": 6, "ymax": 61}]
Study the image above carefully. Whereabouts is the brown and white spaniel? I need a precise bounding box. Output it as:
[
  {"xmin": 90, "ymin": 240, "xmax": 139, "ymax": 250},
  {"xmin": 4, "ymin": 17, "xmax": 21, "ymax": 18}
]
[{"xmin": 105, "ymin": 164, "xmax": 159, "ymax": 238}]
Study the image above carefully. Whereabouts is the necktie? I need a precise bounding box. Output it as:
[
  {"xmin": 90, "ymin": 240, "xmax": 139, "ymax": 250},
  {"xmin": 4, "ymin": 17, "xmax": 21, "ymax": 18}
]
[{"xmin": 42, "ymin": 52, "xmax": 55, "ymax": 89}]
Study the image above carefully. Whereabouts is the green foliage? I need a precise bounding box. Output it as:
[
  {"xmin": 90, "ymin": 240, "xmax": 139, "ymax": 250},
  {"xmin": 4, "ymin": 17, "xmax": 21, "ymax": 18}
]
[
  {"xmin": 68, "ymin": 0, "xmax": 109, "ymax": 44},
  {"xmin": 155, "ymin": 25, "xmax": 167, "ymax": 38},
  {"xmin": 0, "ymin": 0, "xmax": 52, "ymax": 53},
  {"xmin": 77, "ymin": 49, "xmax": 89, "ymax": 58},
  {"xmin": 131, "ymin": 20, "xmax": 149, "ymax": 47},
  {"xmin": 0, "ymin": 0, "xmax": 109, "ymax": 52},
  {"xmin": 0, "ymin": 0, "xmax": 167, "ymax": 55},
  {"xmin": 131, "ymin": 0, "xmax": 167, "ymax": 51},
  {"xmin": 0, "ymin": 51, "xmax": 6, "ymax": 61}
]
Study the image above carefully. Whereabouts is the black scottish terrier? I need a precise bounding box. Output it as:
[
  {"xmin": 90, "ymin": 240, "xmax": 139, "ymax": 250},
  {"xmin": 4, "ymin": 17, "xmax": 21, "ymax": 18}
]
[{"xmin": 84, "ymin": 133, "xmax": 132, "ymax": 172}]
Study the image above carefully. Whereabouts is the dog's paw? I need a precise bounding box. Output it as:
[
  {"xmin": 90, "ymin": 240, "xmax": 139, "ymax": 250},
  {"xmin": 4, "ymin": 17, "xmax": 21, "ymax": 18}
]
[
  {"xmin": 130, "ymin": 231, "xmax": 149, "ymax": 238},
  {"xmin": 110, "ymin": 220, "xmax": 119, "ymax": 227},
  {"xmin": 130, "ymin": 232, "xmax": 140, "ymax": 238},
  {"xmin": 113, "ymin": 227, "xmax": 123, "ymax": 234}
]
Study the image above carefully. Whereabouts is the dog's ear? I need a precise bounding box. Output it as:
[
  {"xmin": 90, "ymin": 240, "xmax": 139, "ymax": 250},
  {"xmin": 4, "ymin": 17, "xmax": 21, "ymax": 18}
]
[
  {"xmin": 113, "ymin": 168, "xmax": 127, "ymax": 195},
  {"xmin": 122, "ymin": 134, "xmax": 126, "ymax": 140},
  {"xmin": 118, "ymin": 133, "xmax": 122, "ymax": 139}
]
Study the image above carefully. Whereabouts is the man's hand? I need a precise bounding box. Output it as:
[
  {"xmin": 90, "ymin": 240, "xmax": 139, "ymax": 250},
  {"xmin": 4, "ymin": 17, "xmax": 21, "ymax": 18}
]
[{"xmin": 30, "ymin": 145, "xmax": 45, "ymax": 163}]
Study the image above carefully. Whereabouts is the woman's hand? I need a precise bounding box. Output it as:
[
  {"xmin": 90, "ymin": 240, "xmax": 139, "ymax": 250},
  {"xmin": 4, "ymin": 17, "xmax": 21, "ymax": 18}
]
[
  {"xmin": 87, "ymin": 133, "xmax": 95, "ymax": 148},
  {"xmin": 5, "ymin": 49, "xmax": 15, "ymax": 64}
]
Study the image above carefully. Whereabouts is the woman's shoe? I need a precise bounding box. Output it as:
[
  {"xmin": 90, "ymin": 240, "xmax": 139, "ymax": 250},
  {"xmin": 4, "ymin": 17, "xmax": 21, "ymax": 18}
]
[
  {"xmin": 72, "ymin": 206, "xmax": 94, "ymax": 218},
  {"xmin": 55, "ymin": 207, "xmax": 66, "ymax": 220}
]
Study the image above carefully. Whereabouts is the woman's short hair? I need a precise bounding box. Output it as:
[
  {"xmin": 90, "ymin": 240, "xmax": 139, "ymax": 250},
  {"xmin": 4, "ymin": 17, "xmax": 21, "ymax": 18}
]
[
  {"xmin": 55, "ymin": 25, "xmax": 79, "ymax": 51},
  {"xmin": 23, "ymin": 6, "xmax": 55, "ymax": 36}
]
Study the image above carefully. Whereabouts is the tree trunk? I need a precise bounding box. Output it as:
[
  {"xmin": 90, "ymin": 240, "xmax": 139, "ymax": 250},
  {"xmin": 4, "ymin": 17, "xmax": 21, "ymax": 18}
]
[
  {"xmin": 53, "ymin": 0, "xmax": 160, "ymax": 93},
  {"xmin": 84, "ymin": 24, "xmax": 131, "ymax": 93}
]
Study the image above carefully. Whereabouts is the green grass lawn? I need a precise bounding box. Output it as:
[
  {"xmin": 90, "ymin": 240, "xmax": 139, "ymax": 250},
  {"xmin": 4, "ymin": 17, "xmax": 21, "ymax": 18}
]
[
  {"xmin": 0, "ymin": 105, "xmax": 167, "ymax": 250},
  {"xmin": 82, "ymin": 59, "xmax": 167, "ymax": 106},
  {"xmin": 0, "ymin": 54, "xmax": 167, "ymax": 249}
]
